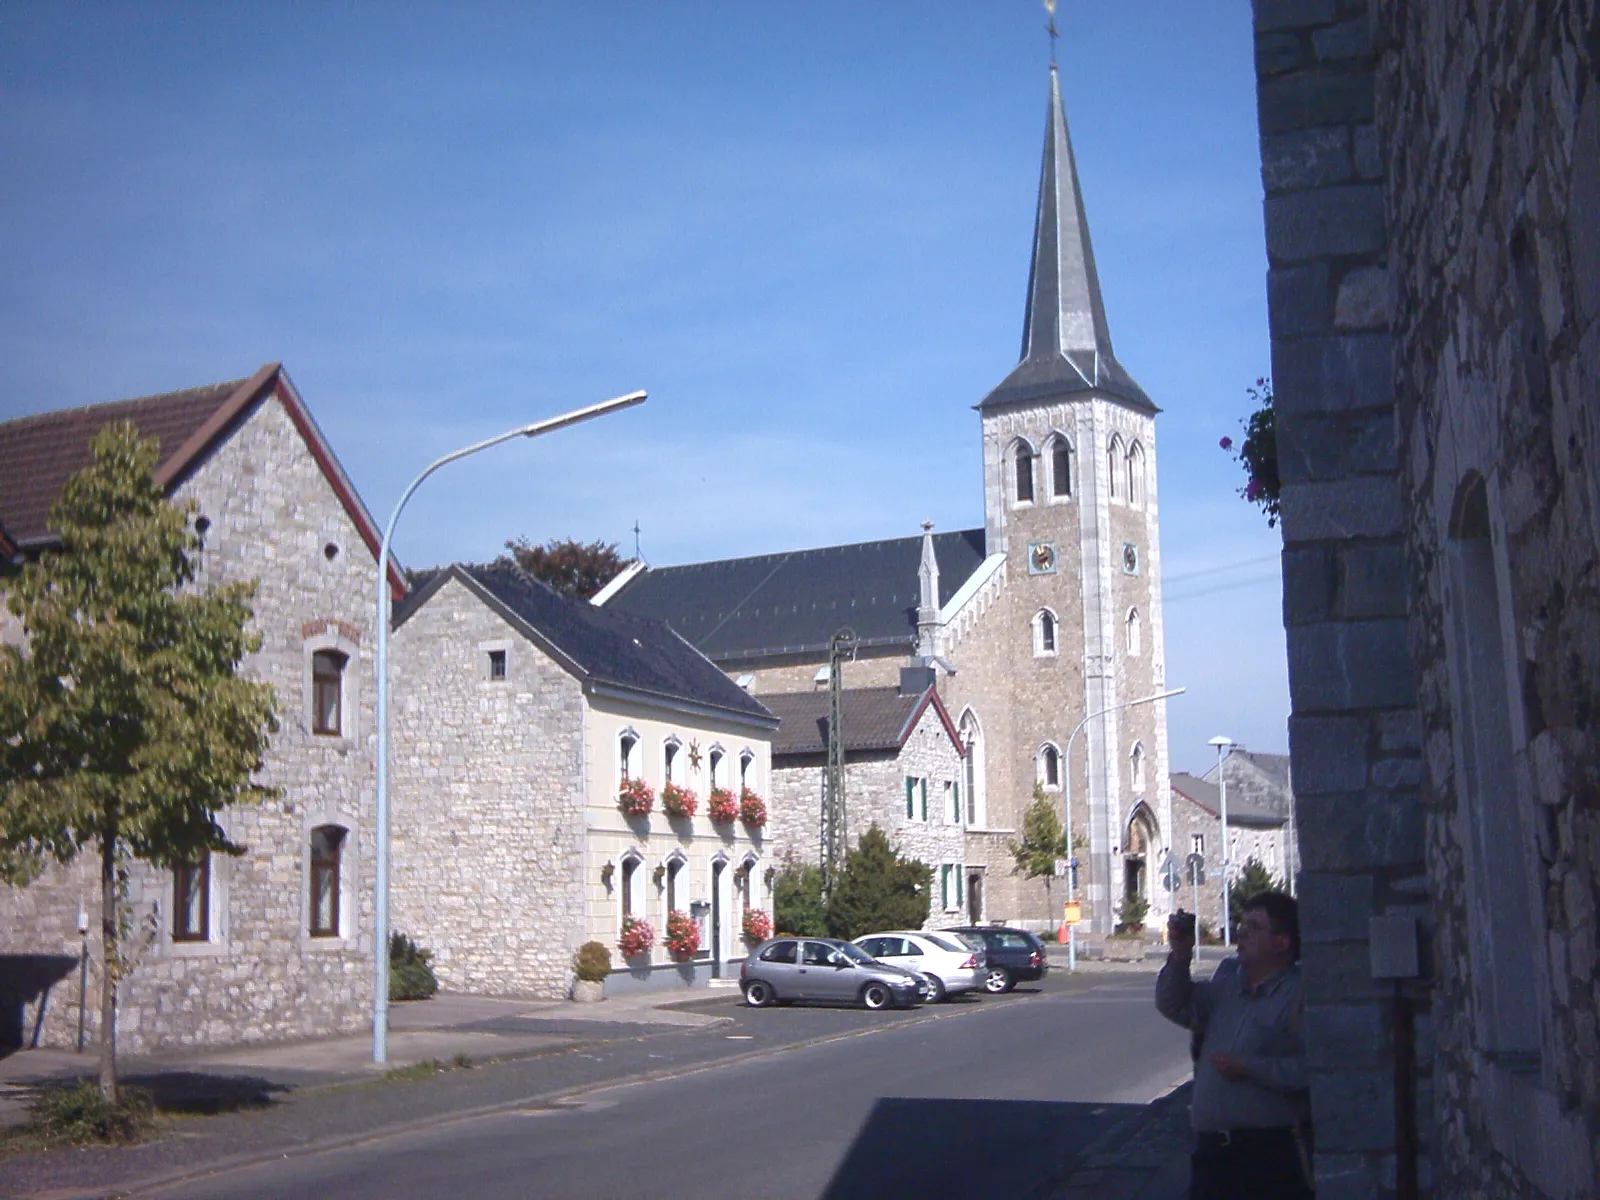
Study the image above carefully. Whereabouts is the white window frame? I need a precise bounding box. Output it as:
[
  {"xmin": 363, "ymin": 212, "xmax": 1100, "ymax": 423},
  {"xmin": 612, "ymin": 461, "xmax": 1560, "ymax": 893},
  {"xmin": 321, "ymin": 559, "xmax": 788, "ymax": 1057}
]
[
  {"xmin": 1047, "ymin": 432, "xmax": 1074, "ymax": 502},
  {"xmin": 1130, "ymin": 742, "xmax": 1147, "ymax": 792},
  {"xmin": 1032, "ymin": 608, "xmax": 1060, "ymax": 658},
  {"xmin": 959, "ymin": 708, "xmax": 986, "ymax": 827},
  {"xmin": 618, "ymin": 726, "xmax": 641, "ymax": 783},
  {"xmin": 1126, "ymin": 608, "xmax": 1142, "ymax": 656},
  {"xmin": 1037, "ymin": 743, "xmax": 1062, "ymax": 792}
]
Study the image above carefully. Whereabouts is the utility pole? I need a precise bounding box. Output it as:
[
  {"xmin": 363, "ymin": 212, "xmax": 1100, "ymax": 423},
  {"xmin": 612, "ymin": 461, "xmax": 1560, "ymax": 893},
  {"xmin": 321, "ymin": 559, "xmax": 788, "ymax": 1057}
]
[{"xmin": 820, "ymin": 628, "xmax": 856, "ymax": 898}]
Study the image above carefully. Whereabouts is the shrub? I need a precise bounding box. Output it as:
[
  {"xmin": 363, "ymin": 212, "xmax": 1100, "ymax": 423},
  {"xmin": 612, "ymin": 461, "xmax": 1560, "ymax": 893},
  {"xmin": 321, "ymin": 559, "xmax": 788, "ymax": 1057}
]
[
  {"xmin": 574, "ymin": 941, "xmax": 612, "ymax": 982},
  {"xmin": 1115, "ymin": 892, "xmax": 1150, "ymax": 932},
  {"xmin": 1219, "ymin": 378, "xmax": 1280, "ymax": 527},
  {"xmin": 619, "ymin": 916, "xmax": 654, "ymax": 957},
  {"xmin": 773, "ymin": 859, "xmax": 828, "ymax": 936},
  {"xmin": 28, "ymin": 1080, "xmax": 155, "ymax": 1145},
  {"xmin": 661, "ymin": 782, "xmax": 698, "ymax": 819},
  {"xmin": 739, "ymin": 787, "xmax": 767, "ymax": 826},
  {"xmin": 618, "ymin": 777, "xmax": 654, "ymax": 817},
  {"xmin": 742, "ymin": 908, "xmax": 773, "ymax": 942},
  {"xmin": 665, "ymin": 910, "xmax": 700, "ymax": 959},
  {"xmin": 389, "ymin": 933, "xmax": 439, "ymax": 1002},
  {"xmin": 708, "ymin": 787, "xmax": 739, "ymax": 824},
  {"xmin": 826, "ymin": 824, "xmax": 931, "ymax": 940}
]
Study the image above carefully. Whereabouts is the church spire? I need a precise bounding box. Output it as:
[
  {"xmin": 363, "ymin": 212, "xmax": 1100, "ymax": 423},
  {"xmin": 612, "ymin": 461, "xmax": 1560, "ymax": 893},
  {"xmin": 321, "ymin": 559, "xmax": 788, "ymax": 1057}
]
[{"xmin": 980, "ymin": 66, "xmax": 1153, "ymax": 413}]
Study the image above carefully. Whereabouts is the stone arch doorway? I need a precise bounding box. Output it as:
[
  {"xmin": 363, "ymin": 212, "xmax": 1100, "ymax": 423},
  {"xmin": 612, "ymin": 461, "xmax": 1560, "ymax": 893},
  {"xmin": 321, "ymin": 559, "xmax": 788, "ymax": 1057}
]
[{"xmin": 1122, "ymin": 804, "xmax": 1158, "ymax": 922}]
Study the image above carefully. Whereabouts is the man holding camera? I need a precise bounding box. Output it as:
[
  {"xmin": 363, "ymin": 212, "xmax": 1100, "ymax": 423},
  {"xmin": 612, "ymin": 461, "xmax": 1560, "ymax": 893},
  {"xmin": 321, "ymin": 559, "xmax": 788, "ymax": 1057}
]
[{"xmin": 1156, "ymin": 892, "xmax": 1313, "ymax": 1199}]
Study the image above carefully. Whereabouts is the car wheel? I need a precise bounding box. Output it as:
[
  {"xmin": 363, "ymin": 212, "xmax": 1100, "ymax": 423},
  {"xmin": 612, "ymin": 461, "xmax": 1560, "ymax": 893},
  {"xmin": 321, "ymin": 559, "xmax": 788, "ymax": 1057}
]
[
  {"xmin": 984, "ymin": 966, "xmax": 1012, "ymax": 994},
  {"xmin": 861, "ymin": 981, "xmax": 893, "ymax": 1010},
  {"xmin": 743, "ymin": 980, "xmax": 775, "ymax": 1008},
  {"xmin": 923, "ymin": 974, "xmax": 946, "ymax": 1003}
]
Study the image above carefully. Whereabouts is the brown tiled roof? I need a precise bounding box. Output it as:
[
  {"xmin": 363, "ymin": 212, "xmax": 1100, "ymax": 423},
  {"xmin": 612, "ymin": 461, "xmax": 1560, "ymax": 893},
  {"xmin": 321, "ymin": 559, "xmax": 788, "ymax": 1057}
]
[
  {"xmin": 765, "ymin": 685, "xmax": 963, "ymax": 758},
  {"xmin": 0, "ymin": 375, "xmax": 254, "ymax": 547}
]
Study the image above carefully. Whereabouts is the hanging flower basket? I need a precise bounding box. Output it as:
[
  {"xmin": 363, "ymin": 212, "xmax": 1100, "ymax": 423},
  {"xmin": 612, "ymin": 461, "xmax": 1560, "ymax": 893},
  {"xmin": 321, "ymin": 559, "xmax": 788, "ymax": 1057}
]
[
  {"xmin": 664, "ymin": 910, "xmax": 700, "ymax": 960},
  {"xmin": 739, "ymin": 787, "xmax": 768, "ymax": 827},
  {"xmin": 619, "ymin": 916, "xmax": 654, "ymax": 958},
  {"xmin": 708, "ymin": 787, "xmax": 739, "ymax": 824},
  {"xmin": 661, "ymin": 782, "xmax": 698, "ymax": 819},
  {"xmin": 618, "ymin": 777, "xmax": 655, "ymax": 817},
  {"xmin": 742, "ymin": 908, "xmax": 773, "ymax": 942}
]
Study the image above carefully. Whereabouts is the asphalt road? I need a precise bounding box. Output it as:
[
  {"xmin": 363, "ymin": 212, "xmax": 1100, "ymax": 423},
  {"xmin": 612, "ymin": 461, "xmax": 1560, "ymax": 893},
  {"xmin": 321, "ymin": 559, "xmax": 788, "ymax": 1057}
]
[{"xmin": 151, "ymin": 973, "xmax": 1191, "ymax": 1200}]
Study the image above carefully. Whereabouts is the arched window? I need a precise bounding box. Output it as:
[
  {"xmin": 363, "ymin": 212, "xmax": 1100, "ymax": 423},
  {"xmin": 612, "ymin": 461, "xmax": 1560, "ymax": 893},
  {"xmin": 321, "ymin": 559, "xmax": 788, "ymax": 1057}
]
[
  {"xmin": 309, "ymin": 825, "xmax": 346, "ymax": 937},
  {"xmin": 959, "ymin": 709, "xmax": 985, "ymax": 827},
  {"xmin": 1033, "ymin": 609, "xmax": 1058, "ymax": 657},
  {"xmin": 1127, "ymin": 442, "xmax": 1146, "ymax": 509},
  {"xmin": 663, "ymin": 737, "xmax": 681, "ymax": 784},
  {"xmin": 1107, "ymin": 436, "xmax": 1123, "ymax": 501},
  {"xmin": 666, "ymin": 852, "xmax": 686, "ymax": 914},
  {"xmin": 621, "ymin": 852, "xmax": 643, "ymax": 920},
  {"xmin": 173, "ymin": 856, "xmax": 210, "ymax": 942},
  {"xmin": 1037, "ymin": 743, "xmax": 1061, "ymax": 790},
  {"xmin": 1013, "ymin": 440, "xmax": 1036, "ymax": 505},
  {"xmin": 739, "ymin": 748, "xmax": 755, "ymax": 790},
  {"xmin": 619, "ymin": 728, "xmax": 640, "ymax": 781},
  {"xmin": 708, "ymin": 746, "xmax": 724, "ymax": 790},
  {"xmin": 1130, "ymin": 742, "xmax": 1147, "ymax": 791},
  {"xmin": 311, "ymin": 650, "xmax": 346, "ymax": 736},
  {"xmin": 1126, "ymin": 608, "xmax": 1142, "ymax": 656},
  {"xmin": 1049, "ymin": 435, "xmax": 1074, "ymax": 499}
]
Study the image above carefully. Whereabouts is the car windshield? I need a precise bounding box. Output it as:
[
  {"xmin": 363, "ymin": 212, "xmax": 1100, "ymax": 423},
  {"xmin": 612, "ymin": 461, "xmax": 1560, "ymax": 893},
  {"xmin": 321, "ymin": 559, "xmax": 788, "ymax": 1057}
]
[{"xmin": 835, "ymin": 942, "xmax": 875, "ymax": 965}]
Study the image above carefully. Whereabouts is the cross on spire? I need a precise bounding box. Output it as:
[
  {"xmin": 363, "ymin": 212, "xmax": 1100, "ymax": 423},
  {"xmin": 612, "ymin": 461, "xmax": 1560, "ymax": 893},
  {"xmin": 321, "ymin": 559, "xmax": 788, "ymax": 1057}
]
[{"xmin": 1044, "ymin": 0, "xmax": 1059, "ymax": 66}]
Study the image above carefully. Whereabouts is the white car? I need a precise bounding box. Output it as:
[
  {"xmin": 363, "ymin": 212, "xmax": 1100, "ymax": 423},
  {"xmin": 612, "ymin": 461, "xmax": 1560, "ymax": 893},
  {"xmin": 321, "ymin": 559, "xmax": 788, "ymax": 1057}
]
[{"xmin": 854, "ymin": 930, "xmax": 985, "ymax": 1002}]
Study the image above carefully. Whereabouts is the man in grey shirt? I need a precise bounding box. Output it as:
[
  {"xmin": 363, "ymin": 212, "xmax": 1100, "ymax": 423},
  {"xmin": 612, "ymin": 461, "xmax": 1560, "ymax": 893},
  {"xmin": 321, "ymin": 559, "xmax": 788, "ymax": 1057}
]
[{"xmin": 1156, "ymin": 891, "xmax": 1312, "ymax": 1199}]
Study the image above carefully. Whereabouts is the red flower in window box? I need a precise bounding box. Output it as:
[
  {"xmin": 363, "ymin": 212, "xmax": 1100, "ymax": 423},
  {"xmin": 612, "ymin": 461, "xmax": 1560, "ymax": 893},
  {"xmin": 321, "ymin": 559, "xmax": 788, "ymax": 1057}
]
[
  {"xmin": 661, "ymin": 782, "xmax": 698, "ymax": 819},
  {"xmin": 619, "ymin": 916, "xmax": 654, "ymax": 957},
  {"xmin": 739, "ymin": 787, "xmax": 768, "ymax": 827},
  {"xmin": 618, "ymin": 777, "xmax": 654, "ymax": 817},
  {"xmin": 708, "ymin": 787, "xmax": 738, "ymax": 824},
  {"xmin": 742, "ymin": 908, "xmax": 773, "ymax": 942},
  {"xmin": 664, "ymin": 910, "xmax": 700, "ymax": 960}
]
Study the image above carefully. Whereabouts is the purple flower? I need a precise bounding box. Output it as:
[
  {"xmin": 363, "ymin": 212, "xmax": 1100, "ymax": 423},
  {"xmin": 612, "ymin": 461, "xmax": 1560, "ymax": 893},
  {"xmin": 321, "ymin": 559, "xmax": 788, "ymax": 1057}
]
[
  {"xmin": 1219, "ymin": 436, "xmax": 1233, "ymax": 451},
  {"xmin": 1245, "ymin": 480, "xmax": 1262, "ymax": 502}
]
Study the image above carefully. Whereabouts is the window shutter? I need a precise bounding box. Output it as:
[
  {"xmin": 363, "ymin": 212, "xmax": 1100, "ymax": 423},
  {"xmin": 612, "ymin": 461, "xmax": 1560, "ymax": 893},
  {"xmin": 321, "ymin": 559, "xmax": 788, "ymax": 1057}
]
[
  {"xmin": 919, "ymin": 778, "xmax": 928, "ymax": 821},
  {"xmin": 940, "ymin": 865, "xmax": 950, "ymax": 910},
  {"xmin": 956, "ymin": 868, "xmax": 965, "ymax": 906},
  {"xmin": 953, "ymin": 781, "xmax": 961, "ymax": 823},
  {"xmin": 905, "ymin": 777, "xmax": 915, "ymax": 819}
]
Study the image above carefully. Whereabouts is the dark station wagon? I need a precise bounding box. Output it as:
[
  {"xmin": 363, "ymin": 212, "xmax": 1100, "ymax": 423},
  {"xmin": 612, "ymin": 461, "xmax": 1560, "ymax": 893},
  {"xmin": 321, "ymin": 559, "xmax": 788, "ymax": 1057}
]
[{"xmin": 942, "ymin": 926, "xmax": 1048, "ymax": 993}]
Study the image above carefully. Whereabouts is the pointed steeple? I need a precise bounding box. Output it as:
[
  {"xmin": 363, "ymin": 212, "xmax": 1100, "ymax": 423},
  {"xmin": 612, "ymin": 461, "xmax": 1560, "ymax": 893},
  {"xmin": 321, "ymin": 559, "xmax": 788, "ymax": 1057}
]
[
  {"xmin": 980, "ymin": 66, "xmax": 1153, "ymax": 413},
  {"xmin": 915, "ymin": 521, "xmax": 944, "ymax": 660}
]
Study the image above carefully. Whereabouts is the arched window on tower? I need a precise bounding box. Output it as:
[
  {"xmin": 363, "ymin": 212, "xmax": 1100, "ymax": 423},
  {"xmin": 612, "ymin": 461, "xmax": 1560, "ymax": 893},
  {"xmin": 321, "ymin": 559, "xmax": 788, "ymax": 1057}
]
[
  {"xmin": 1013, "ymin": 440, "xmax": 1036, "ymax": 505},
  {"xmin": 1032, "ymin": 608, "xmax": 1058, "ymax": 657},
  {"xmin": 1049, "ymin": 436, "xmax": 1073, "ymax": 499},
  {"xmin": 1126, "ymin": 608, "xmax": 1142, "ymax": 656},
  {"xmin": 1130, "ymin": 742, "xmax": 1147, "ymax": 792},
  {"xmin": 1127, "ymin": 442, "xmax": 1146, "ymax": 510},
  {"xmin": 1107, "ymin": 436, "xmax": 1123, "ymax": 501},
  {"xmin": 1037, "ymin": 743, "xmax": 1062, "ymax": 791},
  {"xmin": 959, "ymin": 709, "xmax": 985, "ymax": 827}
]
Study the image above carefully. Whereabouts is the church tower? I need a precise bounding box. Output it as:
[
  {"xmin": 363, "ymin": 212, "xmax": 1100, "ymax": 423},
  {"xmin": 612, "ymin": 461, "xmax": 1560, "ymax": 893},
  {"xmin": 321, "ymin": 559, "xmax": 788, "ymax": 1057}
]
[{"xmin": 968, "ymin": 64, "xmax": 1173, "ymax": 936}]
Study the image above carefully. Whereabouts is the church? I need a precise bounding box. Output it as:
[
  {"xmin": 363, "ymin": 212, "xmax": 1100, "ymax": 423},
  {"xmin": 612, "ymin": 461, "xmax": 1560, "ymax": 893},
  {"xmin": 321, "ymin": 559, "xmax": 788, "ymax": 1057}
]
[{"xmin": 602, "ymin": 64, "xmax": 1174, "ymax": 938}]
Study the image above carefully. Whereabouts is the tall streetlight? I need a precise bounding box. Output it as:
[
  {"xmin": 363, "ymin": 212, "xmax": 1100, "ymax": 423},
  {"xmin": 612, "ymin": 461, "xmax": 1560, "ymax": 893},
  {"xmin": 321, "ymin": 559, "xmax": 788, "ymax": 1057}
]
[
  {"xmin": 371, "ymin": 390, "xmax": 646, "ymax": 1064},
  {"xmin": 1061, "ymin": 686, "xmax": 1186, "ymax": 970},
  {"xmin": 1209, "ymin": 735, "xmax": 1234, "ymax": 948}
]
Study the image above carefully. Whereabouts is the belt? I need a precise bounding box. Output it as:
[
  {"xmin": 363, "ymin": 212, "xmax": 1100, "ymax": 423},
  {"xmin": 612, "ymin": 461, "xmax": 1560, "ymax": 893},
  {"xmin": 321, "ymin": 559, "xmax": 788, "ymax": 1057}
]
[{"xmin": 1196, "ymin": 1127, "xmax": 1297, "ymax": 1148}]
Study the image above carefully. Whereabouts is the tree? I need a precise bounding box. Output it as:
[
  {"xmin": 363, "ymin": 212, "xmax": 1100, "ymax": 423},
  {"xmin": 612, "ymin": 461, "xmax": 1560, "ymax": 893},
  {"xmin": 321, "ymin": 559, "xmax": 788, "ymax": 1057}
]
[
  {"xmin": 772, "ymin": 858, "xmax": 828, "ymax": 937},
  {"xmin": 0, "ymin": 424, "xmax": 278, "ymax": 1102},
  {"xmin": 1009, "ymin": 784, "xmax": 1068, "ymax": 917},
  {"xmin": 825, "ymin": 824, "xmax": 931, "ymax": 939},
  {"xmin": 1227, "ymin": 857, "xmax": 1284, "ymax": 938},
  {"xmin": 503, "ymin": 536, "xmax": 626, "ymax": 599}
]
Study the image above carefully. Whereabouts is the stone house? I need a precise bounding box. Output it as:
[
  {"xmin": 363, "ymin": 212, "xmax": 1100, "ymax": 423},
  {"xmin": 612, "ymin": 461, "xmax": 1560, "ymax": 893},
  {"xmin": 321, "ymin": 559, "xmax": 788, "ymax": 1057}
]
[
  {"xmin": 1168, "ymin": 771, "xmax": 1290, "ymax": 939},
  {"xmin": 1253, "ymin": 3, "xmax": 1598, "ymax": 1195},
  {"xmin": 763, "ymin": 673, "xmax": 970, "ymax": 926},
  {"xmin": 388, "ymin": 561, "xmax": 778, "ymax": 997},
  {"xmin": 0, "ymin": 364, "xmax": 391, "ymax": 1054}
]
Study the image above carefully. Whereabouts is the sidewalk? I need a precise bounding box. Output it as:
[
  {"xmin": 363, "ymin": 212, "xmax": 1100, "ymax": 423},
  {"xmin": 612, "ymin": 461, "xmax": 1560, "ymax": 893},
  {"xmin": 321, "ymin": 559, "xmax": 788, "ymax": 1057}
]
[{"xmin": 1036, "ymin": 1082, "xmax": 1193, "ymax": 1200}]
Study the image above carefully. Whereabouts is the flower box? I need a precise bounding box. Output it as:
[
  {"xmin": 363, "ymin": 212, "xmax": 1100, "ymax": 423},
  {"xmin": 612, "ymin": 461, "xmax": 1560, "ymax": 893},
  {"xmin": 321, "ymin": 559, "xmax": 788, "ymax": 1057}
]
[
  {"xmin": 619, "ymin": 916, "xmax": 654, "ymax": 957},
  {"xmin": 739, "ymin": 787, "xmax": 768, "ymax": 827},
  {"xmin": 664, "ymin": 910, "xmax": 700, "ymax": 960},
  {"xmin": 742, "ymin": 908, "xmax": 773, "ymax": 942},
  {"xmin": 661, "ymin": 782, "xmax": 698, "ymax": 819},
  {"xmin": 618, "ymin": 777, "xmax": 654, "ymax": 817},
  {"xmin": 708, "ymin": 787, "xmax": 739, "ymax": 824}
]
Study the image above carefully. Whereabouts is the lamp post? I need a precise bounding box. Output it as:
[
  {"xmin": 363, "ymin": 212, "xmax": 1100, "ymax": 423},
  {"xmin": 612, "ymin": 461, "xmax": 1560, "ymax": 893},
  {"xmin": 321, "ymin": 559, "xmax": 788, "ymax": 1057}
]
[
  {"xmin": 1209, "ymin": 735, "xmax": 1234, "ymax": 948},
  {"xmin": 1061, "ymin": 686, "xmax": 1186, "ymax": 970},
  {"xmin": 371, "ymin": 389, "xmax": 646, "ymax": 1064}
]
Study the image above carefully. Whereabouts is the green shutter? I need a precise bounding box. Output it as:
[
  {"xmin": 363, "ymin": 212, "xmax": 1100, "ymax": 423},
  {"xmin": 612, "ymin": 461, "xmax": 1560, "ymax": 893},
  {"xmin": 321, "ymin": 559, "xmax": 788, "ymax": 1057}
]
[
  {"xmin": 940, "ymin": 865, "xmax": 950, "ymax": 909},
  {"xmin": 919, "ymin": 778, "xmax": 928, "ymax": 821},
  {"xmin": 905, "ymin": 777, "xmax": 915, "ymax": 819},
  {"xmin": 953, "ymin": 781, "xmax": 961, "ymax": 823},
  {"xmin": 956, "ymin": 867, "xmax": 964, "ymax": 906}
]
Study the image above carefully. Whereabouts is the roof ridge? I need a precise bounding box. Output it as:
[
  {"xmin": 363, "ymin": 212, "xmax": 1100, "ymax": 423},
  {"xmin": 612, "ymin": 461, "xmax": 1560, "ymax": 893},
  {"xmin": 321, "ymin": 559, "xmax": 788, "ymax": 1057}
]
[
  {"xmin": 0, "ymin": 377, "xmax": 252, "ymax": 434},
  {"xmin": 644, "ymin": 527, "xmax": 985, "ymax": 575}
]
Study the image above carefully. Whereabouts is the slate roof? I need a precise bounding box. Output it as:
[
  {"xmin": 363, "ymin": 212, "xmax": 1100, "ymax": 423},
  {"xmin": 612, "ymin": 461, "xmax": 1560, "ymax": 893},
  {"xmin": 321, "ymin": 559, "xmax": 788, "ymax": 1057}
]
[
  {"xmin": 1170, "ymin": 772, "xmax": 1285, "ymax": 828},
  {"xmin": 396, "ymin": 561, "xmax": 776, "ymax": 728},
  {"xmin": 605, "ymin": 528, "xmax": 988, "ymax": 663},
  {"xmin": 1229, "ymin": 748, "xmax": 1292, "ymax": 792},
  {"xmin": 763, "ymin": 686, "xmax": 962, "ymax": 758},
  {"xmin": 980, "ymin": 67, "xmax": 1154, "ymax": 415}
]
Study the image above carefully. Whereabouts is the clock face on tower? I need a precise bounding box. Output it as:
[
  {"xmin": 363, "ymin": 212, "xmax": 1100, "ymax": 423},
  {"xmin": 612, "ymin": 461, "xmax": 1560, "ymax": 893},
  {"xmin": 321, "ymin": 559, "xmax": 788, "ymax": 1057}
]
[
  {"xmin": 1028, "ymin": 542, "xmax": 1058, "ymax": 575},
  {"xmin": 1122, "ymin": 542, "xmax": 1140, "ymax": 575}
]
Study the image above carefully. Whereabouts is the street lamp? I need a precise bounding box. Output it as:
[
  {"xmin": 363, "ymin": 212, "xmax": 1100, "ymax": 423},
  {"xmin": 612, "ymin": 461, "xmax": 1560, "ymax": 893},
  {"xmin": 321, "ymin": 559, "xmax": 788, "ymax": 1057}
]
[
  {"xmin": 1209, "ymin": 735, "xmax": 1234, "ymax": 948},
  {"xmin": 371, "ymin": 389, "xmax": 646, "ymax": 1064},
  {"xmin": 1061, "ymin": 686, "xmax": 1186, "ymax": 970}
]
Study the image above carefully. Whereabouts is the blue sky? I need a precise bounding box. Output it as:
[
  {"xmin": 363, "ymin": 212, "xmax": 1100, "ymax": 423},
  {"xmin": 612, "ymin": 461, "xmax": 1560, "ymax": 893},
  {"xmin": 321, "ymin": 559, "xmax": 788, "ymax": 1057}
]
[{"xmin": 0, "ymin": 2, "xmax": 1285, "ymax": 773}]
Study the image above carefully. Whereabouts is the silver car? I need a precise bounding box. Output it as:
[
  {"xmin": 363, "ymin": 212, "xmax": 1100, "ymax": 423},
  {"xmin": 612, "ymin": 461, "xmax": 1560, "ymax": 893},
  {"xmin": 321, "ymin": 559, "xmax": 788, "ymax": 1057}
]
[
  {"xmin": 740, "ymin": 937, "xmax": 927, "ymax": 1009},
  {"xmin": 854, "ymin": 930, "xmax": 985, "ymax": 1001}
]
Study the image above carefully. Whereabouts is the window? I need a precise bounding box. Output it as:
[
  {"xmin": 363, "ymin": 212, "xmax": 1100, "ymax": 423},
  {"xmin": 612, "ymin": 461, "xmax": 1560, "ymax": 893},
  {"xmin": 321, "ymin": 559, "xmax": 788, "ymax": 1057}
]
[
  {"xmin": 1034, "ymin": 609, "xmax": 1058, "ymax": 656},
  {"xmin": 663, "ymin": 738, "xmax": 680, "ymax": 784},
  {"xmin": 1130, "ymin": 742, "xmax": 1147, "ymax": 791},
  {"xmin": 1107, "ymin": 437, "xmax": 1122, "ymax": 501},
  {"xmin": 949, "ymin": 780, "xmax": 961, "ymax": 824},
  {"xmin": 1014, "ymin": 442, "xmax": 1035, "ymax": 504},
  {"xmin": 940, "ymin": 864, "xmax": 966, "ymax": 911},
  {"xmin": 739, "ymin": 749, "xmax": 754, "ymax": 789},
  {"xmin": 666, "ymin": 854, "xmax": 685, "ymax": 913},
  {"xmin": 1050, "ymin": 436, "xmax": 1073, "ymax": 498},
  {"xmin": 919, "ymin": 778, "xmax": 928, "ymax": 821},
  {"xmin": 904, "ymin": 776, "xmax": 928, "ymax": 821},
  {"xmin": 487, "ymin": 649, "xmax": 506, "ymax": 680},
  {"xmin": 621, "ymin": 854, "xmax": 641, "ymax": 919},
  {"xmin": 1127, "ymin": 442, "xmax": 1146, "ymax": 509},
  {"xmin": 619, "ymin": 730, "xmax": 639, "ymax": 781},
  {"xmin": 1038, "ymin": 744, "xmax": 1061, "ymax": 790},
  {"xmin": 1126, "ymin": 608, "xmax": 1142, "ymax": 655},
  {"xmin": 173, "ymin": 856, "xmax": 210, "ymax": 942},
  {"xmin": 311, "ymin": 650, "xmax": 346, "ymax": 736},
  {"xmin": 310, "ymin": 825, "xmax": 344, "ymax": 937},
  {"xmin": 709, "ymin": 747, "xmax": 724, "ymax": 790},
  {"xmin": 858, "ymin": 937, "xmax": 888, "ymax": 958},
  {"xmin": 801, "ymin": 941, "xmax": 837, "ymax": 966},
  {"xmin": 759, "ymin": 940, "xmax": 798, "ymax": 964},
  {"xmin": 960, "ymin": 709, "xmax": 984, "ymax": 826}
]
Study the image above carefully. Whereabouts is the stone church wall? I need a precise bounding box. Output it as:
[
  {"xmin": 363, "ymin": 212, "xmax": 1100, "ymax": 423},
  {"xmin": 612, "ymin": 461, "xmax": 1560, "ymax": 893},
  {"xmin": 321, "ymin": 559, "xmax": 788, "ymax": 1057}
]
[{"xmin": 0, "ymin": 393, "xmax": 379, "ymax": 1054}]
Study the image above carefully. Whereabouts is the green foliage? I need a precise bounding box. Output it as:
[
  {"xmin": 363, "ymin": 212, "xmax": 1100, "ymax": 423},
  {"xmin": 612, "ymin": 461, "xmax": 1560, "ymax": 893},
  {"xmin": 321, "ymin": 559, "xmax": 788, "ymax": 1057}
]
[
  {"xmin": 0, "ymin": 424, "xmax": 279, "ymax": 1100},
  {"xmin": 773, "ymin": 858, "xmax": 828, "ymax": 937},
  {"xmin": 824, "ymin": 824, "xmax": 931, "ymax": 939},
  {"xmin": 503, "ymin": 536, "xmax": 626, "ymax": 599},
  {"xmin": 1220, "ymin": 378, "xmax": 1280, "ymax": 527},
  {"xmin": 1228, "ymin": 857, "xmax": 1284, "ymax": 935},
  {"xmin": 574, "ymin": 940, "xmax": 612, "ymax": 982},
  {"xmin": 1009, "ymin": 785, "xmax": 1068, "ymax": 911},
  {"xmin": 389, "ymin": 933, "xmax": 439, "ymax": 1001},
  {"xmin": 28, "ymin": 1080, "xmax": 154, "ymax": 1145},
  {"xmin": 1116, "ymin": 891, "xmax": 1150, "ymax": 931}
]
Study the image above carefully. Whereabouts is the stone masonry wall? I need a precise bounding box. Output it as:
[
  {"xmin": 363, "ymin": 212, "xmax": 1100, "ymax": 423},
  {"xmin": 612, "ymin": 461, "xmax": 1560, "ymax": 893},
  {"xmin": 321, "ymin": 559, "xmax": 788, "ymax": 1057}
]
[
  {"xmin": 0, "ymin": 391, "xmax": 378, "ymax": 1054},
  {"xmin": 388, "ymin": 576, "xmax": 588, "ymax": 998}
]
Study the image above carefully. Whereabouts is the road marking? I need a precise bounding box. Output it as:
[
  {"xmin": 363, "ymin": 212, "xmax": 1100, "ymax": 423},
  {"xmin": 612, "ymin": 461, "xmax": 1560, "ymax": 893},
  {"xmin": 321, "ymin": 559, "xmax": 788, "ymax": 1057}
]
[{"xmin": 725, "ymin": 1035, "xmax": 754, "ymax": 1040}]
